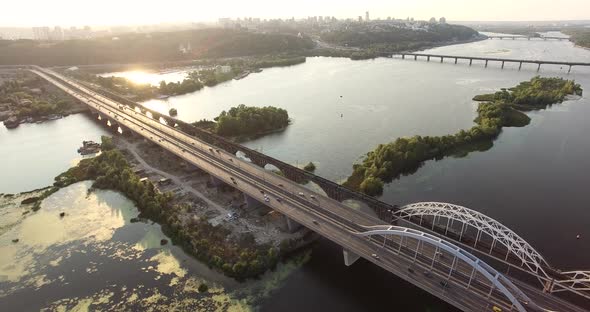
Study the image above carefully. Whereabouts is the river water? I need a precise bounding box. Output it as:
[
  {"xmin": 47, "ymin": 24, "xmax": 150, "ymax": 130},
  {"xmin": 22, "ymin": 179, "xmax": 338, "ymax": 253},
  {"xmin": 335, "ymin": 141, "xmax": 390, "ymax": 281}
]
[{"xmin": 2, "ymin": 32, "xmax": 590, "ymax": 311}]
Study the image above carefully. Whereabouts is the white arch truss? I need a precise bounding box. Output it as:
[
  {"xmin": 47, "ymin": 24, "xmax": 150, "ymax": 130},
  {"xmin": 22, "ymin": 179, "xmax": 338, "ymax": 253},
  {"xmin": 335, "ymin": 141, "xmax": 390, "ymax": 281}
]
[
  {"xmin": 553, "ymin": 271, "xmax": 590, "ymax": 293},
  {"xmin": 395, "ymin": 202, "xmax": 551, "ymax": 278},
  {"xmin": 354, "ymin": 225, "xmax": 546, "ymax": 312}
]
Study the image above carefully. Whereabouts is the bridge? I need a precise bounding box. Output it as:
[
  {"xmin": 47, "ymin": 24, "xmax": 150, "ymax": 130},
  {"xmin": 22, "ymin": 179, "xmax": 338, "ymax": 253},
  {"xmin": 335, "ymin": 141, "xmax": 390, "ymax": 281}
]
[
  {"xmin": 29, "ymin": 65, "xmax": 590, "ymax": 311},
  {"xmin": 387, "ymin": 53, "xmax": 590, "ymax": 73},
  {"xmin": 486, "ymin": 35, "xmax": 569, "ymax": 41}
]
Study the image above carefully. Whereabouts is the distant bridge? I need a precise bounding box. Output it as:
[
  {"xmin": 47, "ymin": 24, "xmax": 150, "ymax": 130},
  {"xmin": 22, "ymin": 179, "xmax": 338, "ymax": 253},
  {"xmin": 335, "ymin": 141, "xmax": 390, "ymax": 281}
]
[
  {"xmin": 486, "ymin": 35, "xmax": 569, "ymax": 41},
  {"xmin": 386, "ymin": 53, "xmax": 590, "ymax": 73}
]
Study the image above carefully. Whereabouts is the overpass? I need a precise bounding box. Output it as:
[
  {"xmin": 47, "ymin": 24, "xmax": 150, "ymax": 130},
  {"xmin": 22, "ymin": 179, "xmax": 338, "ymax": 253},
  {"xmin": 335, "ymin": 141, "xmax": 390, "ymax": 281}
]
[
  {"xmin": 30, "ymin": 66, "xmax": 590, "ymax": 311},
  {"xmin": 387, "ymin": 53, "xmax": 590, "ymax": 73}
]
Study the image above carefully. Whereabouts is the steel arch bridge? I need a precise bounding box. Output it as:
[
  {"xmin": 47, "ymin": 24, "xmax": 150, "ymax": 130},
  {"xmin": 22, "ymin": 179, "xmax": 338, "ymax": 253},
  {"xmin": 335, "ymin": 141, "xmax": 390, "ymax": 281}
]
[
  {"xmin": 394, "ymin": 202, "xmax": 551, "ymax": 278},
  {"xmin": 393, "ymin": 202, "xmax": 590, "ymax": 301},
  {"xmin": 354, "ymin": 225, "xmax": 541, "ymax": 312}
]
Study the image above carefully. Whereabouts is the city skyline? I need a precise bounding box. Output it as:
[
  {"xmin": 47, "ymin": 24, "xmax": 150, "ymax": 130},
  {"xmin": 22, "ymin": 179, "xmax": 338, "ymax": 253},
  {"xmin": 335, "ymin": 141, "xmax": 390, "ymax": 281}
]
[{"xmin": 2, "ymin": 0, "xmax": 590, "ymax": 27}]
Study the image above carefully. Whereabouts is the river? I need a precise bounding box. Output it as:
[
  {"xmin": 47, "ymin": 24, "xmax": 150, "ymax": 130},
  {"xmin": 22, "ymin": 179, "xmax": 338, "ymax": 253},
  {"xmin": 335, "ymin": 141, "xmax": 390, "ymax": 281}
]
[{"xmin": 2, "ymin": 32, "xmax": 590, "ymax": 311}]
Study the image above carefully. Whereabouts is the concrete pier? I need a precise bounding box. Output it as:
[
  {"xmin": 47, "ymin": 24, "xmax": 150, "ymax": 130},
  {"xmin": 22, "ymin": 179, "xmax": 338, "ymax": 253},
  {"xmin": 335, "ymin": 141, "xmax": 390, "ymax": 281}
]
[
  {"xmin": 285, "ymin": 215, "xmax": 301, "ymax": 233},
  {"xmin": 343, "ymin": 249, "xmax": 360, "ymax": 266}
]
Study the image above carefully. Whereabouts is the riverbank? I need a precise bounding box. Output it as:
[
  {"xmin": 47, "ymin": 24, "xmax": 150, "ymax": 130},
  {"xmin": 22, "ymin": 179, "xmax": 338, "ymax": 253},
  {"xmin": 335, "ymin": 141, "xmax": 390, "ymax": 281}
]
[
  {"xmin": 1, "ymin": 69, "xmax": 88, "ymax": 129},
  {"xmin": 345, "ymin": 76, "xmax": 583, "ymax": 195}
]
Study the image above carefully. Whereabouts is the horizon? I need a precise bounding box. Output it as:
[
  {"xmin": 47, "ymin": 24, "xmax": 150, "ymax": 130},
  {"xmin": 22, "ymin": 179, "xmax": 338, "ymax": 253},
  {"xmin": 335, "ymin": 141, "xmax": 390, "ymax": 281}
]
[{"xmin": 2, "ymin": 0, "xmax": 590, "ymax": 28}]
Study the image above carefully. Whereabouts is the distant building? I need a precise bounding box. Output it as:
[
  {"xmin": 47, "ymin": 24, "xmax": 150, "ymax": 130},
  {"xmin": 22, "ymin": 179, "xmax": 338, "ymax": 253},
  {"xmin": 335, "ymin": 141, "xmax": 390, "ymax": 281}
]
[
  {"xmin": 358, "ymin": 16, "xmax": 363, "ymax": 22},
  {"xmin": 365, "ymin": 11, "xmax": 370, "ymax": 22},
  {"xmin": 32, "ymin": 27, "xmax": 50, "ymax": 40},
  {"xmin": 439, "ymin": 17, "xmax": 447, "ymax": 24},
  {"xmin": 429, "ymin": 17, "xmax": 437, "ymax": 24}
]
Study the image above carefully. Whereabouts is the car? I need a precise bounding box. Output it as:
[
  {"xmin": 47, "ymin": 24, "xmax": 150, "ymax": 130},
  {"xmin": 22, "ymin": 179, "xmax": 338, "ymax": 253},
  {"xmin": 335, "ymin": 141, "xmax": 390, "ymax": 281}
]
[
  {"xmin": 216, "ymin": 149, "xmax": 220, "ymax": 153},
  {"xmin": 423, "ymin": 271, "xmax": 432, "ymax": 278},
  {"xmin": 492, "ymin": 306, "xmax": 502, "ymax": 312},
  {"xmin": 209, "ymin": 148, "xmax": 213, "ymax": 152},
  {"xmin": 312, "ymin": 219, "xmax": 319, "ymax": 225},
  {"xmin": 407, "ymin": 267, "xmax": 415, "ymax": 274},
  {"xmin": 439, "ymin": 280, "xmax": 449, "ymax": 288},
  {"xmin": 229, "ymin": 158, "xmax": 233, "ymax": 162},
  {"xmin": 310, "ymin": 195, "xmax": 316, "ymax": 200},
  {"xmin": 371, "ymin": 253, "xmax": 380, "ymax": 260},
  {"xmin": 298, "ymin": 192, "xmax": 305, "ymax": 197},
  {"xmin": 278, "ymin": 183, "xmax": 284, "ymax": 187},
  {"xmin": 259, "ymin": 190, "xmax": 265, "ymax": 194},
  {"xmin": 276, "ymin": 197, "xmax": 282, "ymax": 202},
  {"xmin": 232, "ymin": 180, "xmax": 237, "ymax": 185}
]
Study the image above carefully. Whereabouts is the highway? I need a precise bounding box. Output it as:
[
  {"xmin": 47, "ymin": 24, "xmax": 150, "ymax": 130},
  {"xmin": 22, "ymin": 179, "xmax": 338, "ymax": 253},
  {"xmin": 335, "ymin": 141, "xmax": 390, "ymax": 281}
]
[{"xmin": 31, "ymin": 66, "xmax": 589, "ymax": 312}]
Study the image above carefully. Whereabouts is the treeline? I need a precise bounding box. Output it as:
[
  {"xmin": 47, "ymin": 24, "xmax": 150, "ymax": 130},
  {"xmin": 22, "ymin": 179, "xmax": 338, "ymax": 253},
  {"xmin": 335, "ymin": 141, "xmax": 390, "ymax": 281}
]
[
  {"xmin": 252, "ymin": 56, "xmax": 306, "ymax": 68},
  {"xmin": 0, "ymin": 29, "xmax": 314, "ymax": 66},
  {"xmin": 54, "ymin": 136, "xmax": 281, "ymax": 279},
  {"xmin": 344, "ymin": 77, "xmax": 583, "ymax": 196},
  {"xmin": 321, "ymin": 24, "xmax": 478, "ymax": 51},
  {"xmin": 213, "ymin": 104, "xmax": 290, "ymax": 137}
]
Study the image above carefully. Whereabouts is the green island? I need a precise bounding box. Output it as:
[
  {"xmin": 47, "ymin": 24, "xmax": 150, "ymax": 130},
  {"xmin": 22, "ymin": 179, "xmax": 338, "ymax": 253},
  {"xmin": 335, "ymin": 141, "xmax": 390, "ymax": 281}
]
[
  {"xmin": 0, "ymin": 74, "xmax": 83, "ymax": 128},
  {"xmin": 53, "ymin": 136, "xmax": 282, "ymax": 280},
  {"xmin": 344, "ymin": 76, "xmax": 583, "ymax": 196},
  {"xmin": 193, "ymin": 104, "xmax": 290, "ymax": 138}
]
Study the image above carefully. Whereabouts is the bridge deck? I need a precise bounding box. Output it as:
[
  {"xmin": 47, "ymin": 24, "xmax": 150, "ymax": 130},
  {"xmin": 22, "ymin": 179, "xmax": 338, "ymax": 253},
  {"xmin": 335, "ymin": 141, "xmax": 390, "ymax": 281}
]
[{"xmin": 396, "ymin": 53, "xmax": 590, "ymax": 66}]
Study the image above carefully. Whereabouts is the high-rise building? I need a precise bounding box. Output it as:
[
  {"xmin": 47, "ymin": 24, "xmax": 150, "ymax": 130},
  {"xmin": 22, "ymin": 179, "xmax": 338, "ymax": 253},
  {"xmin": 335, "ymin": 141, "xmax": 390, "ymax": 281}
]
[
  {"xmin": 365, "ymin": 11, "xmax": 370, "ymax": 22},
  {"xmin": 439, "ymin": 17, "xmax": 447, "ymax": 24},
  {"xmin": 358, "ymin": 16, "xmax": 363, "ymax": 22}
]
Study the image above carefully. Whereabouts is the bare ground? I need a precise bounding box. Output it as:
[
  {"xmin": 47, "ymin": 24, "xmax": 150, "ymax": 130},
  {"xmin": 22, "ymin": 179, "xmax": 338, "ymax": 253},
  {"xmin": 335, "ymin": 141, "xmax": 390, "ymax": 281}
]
[{"xmin": 113, "ymin": 135, "xmax": 307, "ymax": 247}]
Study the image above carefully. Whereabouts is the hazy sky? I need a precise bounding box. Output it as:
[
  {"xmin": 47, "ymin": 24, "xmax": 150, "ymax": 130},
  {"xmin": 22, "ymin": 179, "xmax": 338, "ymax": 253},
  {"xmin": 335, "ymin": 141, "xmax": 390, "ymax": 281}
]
[{"xmin": 2, "ymin": 0, "xmax": 589, "ymax": 27}]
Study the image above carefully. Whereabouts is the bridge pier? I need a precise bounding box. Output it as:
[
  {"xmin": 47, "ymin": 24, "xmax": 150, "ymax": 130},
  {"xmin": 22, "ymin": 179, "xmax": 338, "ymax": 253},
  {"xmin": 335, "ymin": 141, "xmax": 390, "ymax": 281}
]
[
  {"xmin": 454, "ymin": 58, "xmax": 458, "ymax": 64},
  {"xmin": 440, "ymin": 57, "xmax": 443, "ymax": 63},
  {"xmin": 284, "ymin": 216, "xmax": 301, "ymax": 233},
  {"xmin": 519, "ymin": 62, "xmax": 522, "ymax": 70},
  {"xmin": 537, "ymin": 63, "xmax": 541, "ymax": 72},
  {"xmin": 501, "ymin": 61, "xmax": 505, "ymax": 69},
  {"xmin": 414, "ymin": 55, "xmax": 417, "ymax": 61},
  {"xmin": 427, "ymin": 56, "xmax": 430, "ymax": 62},
  {"xmin": 469, "ymin": 59, "xmax": 472, "ymax": 66},
  {"xmin": 209, "ymin": 175, "xmax": 225, "ymax": 187},
  {"xmin": 568, "ymin": 65, "xmax": 572, "ymax": 73},
  {"xmin": 401, "ymin": 54, "xmax": 405, "ymax": 59},
  {"xmin": 485, "ymin": 60, "xmax": 488, "ymax": 68},
  {"xmin": 243, "ymin": 193, "xmax": 261, "ymax": 209},
  {"xmin": 343, "ymin": 248, "xmax": 360, "ymax": 266}
]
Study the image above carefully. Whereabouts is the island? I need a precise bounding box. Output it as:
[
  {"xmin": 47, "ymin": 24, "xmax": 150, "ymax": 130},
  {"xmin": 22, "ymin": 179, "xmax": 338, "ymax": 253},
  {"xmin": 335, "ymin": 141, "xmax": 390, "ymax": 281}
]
[
  {"xmin": 193, "ymin": 104, "xmax": 290, "ymax": 138},
  {"xmin": 344, "ymin": 76, "xmax": 583, "ymax": 196}
]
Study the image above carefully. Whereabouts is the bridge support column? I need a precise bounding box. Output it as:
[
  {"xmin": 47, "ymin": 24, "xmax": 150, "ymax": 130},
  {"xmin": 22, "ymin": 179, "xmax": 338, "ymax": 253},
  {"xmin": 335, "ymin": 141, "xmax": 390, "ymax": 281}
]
[
  {"xmin": 568, "ymin": 65, "xmax": 572, "ymax": 74},
  {"xmin": 401, "ymin": 54, "xmax": 405, "ymax": 59},
  {"xmin": 284, "ymin": 216, "xmax": 301, "ymax": 233},
  {"xmin": 209, "ymin": 175, "xmax": 224, "ymax": 187},
  {"xmin": 485, "ymin": 60, "xmax": 488, "ymax": 68},
  {"xmin": 243, "ymin": 193, "xmax": 261, "ymax": 208},
  {"xmin": 469, "ymin": 59, "xmax": 472, "ymax": 66},
  {"xmin": 414, "ymin": 55, "xmax": 417, "ymax": 61},
  {"xmin": 427, "ymin": 56, "xmax": 430, "ymax": 62},
  {"xmin": 537, "ymin": 63, "xmax": 541, "ymax": 72},
  {"xmin": 519, "ymin": 62, "xmax": 522, "ymax": 70},
  {"xmin": 501, "ymin": 61, "xmax": 505, "ymax": 69},
  {"xmin": 343, "ymin": 249, "xmax": 360, "ymax": 266},
  {"xmin": 440, "ymin": 57, "xmax": 443, "ymax": 63},
  {"xmin": 454, "ymin": 58, "xmax": 458, "ymax": 64}
]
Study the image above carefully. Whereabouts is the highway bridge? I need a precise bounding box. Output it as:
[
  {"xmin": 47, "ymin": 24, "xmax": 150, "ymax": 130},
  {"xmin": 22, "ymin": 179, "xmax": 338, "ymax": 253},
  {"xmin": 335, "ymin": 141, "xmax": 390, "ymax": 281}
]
[
  {"xmin": 388, "ymin": 53, "xmax": 590, "ymax": 73},
  {"xmin": 30, "ymin": 65, "xmax": 590, "ymax": 311}
]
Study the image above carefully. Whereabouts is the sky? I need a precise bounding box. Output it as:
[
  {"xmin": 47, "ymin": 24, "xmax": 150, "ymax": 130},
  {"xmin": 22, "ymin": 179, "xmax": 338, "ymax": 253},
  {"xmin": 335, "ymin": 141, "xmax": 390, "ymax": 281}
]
[{"xmin": 2, "ymin": 0, "xmax": 589, "ymax": 27}]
